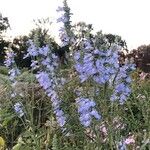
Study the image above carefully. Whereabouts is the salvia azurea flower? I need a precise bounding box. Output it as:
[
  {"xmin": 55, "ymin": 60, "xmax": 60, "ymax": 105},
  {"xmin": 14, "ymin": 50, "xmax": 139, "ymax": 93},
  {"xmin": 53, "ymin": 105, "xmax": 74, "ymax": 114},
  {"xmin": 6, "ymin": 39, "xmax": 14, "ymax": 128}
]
[
  {"xmin": 110, "ymin": 62, "xmax": 135, "ymax": 104},
  {"xmin": 74, "ymin": 39, "xmax": 119, "ymax": 84},
  {"xmin": 76, "ymin": 97, "xmax": 101, "ymax": 127},
  {"xmin": 117, "ymin": 140, "xmax": 127, "ymax": 150},
  {"xmin": 56, "ymin": 1, "xmax": 72, "ymax": 47},
  {"xmin": 74, "ymin": 52, "xmax": 96, "ymax": 82},
  {"xmin": 4, "ymin": 48, "xmax": 20, "ymax": 82},
  {"xmin": 35, "ymin": 72, "xmax": 66, "ymax": 127},
  {"xmin": 74, "ymin": 38, "xmax": 135, "ymax": 104},
  {"xmin": 93, "ymin": 49, "xmax": 119, "ymax": 84},
  {"xmin": 35, "ymin": 71, "xmax": 66, "ymax": 127},
  {"xmin": 4, "ymin": 49, "xmax": 15, "ymax": 67},
  {"xmin": 14, "ymin": 102, "xmax": 24, "ymax": 117},
  {"xmin": 24, "ymin": 40, "xmax": 38, "ymax": 58},
  {"xmin": 25, "ymin": 41, "xmax": 66, "ymax": 127}
]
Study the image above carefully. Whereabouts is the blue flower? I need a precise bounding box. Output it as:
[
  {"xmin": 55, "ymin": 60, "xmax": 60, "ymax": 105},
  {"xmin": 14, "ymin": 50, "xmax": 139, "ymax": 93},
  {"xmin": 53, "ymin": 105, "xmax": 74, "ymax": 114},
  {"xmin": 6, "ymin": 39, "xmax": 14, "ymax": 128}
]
[
  {"xmin": 74, "ymin": 41, "xmax": 134, "ymax": 105},
  {"xmin": 90, "ymin": 109, "xmax": 101, "ymax": 120},
  {"xmin": 4, "ymin": 50, "xmax": 16, "ymax": 67},
  {"xmin": 56, "ymin": 3, "xmax": 72, "ymax": 47},
  {"xmin": 118, "ymin": 140, "xmax": 127, "ymax": 150},
  {"xmin": 31, "ymin": 60, "xmax": 38, "ymax": 69},
  {"xmin": 76, "ymin": 98, "xmax": 101, "ymax": 127},
  {"xmin": 110, "ymin": 62, "xmax": 135, "ymax": 104},
  {"xmin": 57, "ymin": 16, "xmax": 68, "ymax": 23},
  {"xmin": 74, "ymin": 52, "xmax": 81, "ymax": 61},
  {"xmin": 57, "ymin": 115, "xmax": 66, "ymax": 127},
  {"xmin": 5, "ymin": 49, "xmax": 20, "ymax": 82},
  {"xmin": 14, "ymin": 102, "xmax": 24, "ymax": 117},
  {"xmin": 74, "ymin": 45, "xmax": 120, "ymax": 85},
  {"xmin": 36, "ymin": 71, "xmax": 52, "ymax": 90},
  {"xmin": 84, "ymin": 40, "xmax": 93, "ymax": 50},
  {"xmin": 56, "ymin": 6, "xmax": 64, "ymax": 12},
  {"xmin": 26, "ymin": 40, "xmax": 38, "ymax": 57},
  {"xmin": 55, "ymin": 109, "xmax": 66, "ymax": 127},
  {"xmin": 39, "ymin": 45, "xmax": 49, "ymax": 56}
]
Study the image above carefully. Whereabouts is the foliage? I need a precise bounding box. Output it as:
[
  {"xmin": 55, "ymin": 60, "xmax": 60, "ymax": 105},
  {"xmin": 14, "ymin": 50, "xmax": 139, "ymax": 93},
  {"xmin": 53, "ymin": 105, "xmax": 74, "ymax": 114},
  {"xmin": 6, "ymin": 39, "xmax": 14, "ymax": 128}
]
[
  {"xmin": 16, "ymin": 70, "xmax": 36, "ymax": 83},
  {"xmin": 0, "ymin": 65, "xmax": 8, "ymax": 75}
]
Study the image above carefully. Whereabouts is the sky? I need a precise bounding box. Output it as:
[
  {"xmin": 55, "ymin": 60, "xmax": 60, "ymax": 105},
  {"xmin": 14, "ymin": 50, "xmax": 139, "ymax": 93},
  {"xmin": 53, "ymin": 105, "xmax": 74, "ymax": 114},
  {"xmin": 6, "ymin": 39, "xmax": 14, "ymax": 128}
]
[{"xmin": 1, "ymin": 0, "xmax": 150, "ymax": 50}]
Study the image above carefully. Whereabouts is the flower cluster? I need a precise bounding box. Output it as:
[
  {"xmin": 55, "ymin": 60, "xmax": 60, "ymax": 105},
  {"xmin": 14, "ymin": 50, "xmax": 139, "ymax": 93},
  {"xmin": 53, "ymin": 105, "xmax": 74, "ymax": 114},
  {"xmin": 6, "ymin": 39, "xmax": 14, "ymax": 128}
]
[
  {"xmin": 35, "ymin": 72, "xmax": 66, "ymax": 127},
  {"xmin": 4, "ymin": 47, "xmax": 22, "ymax": 102},
  {"xmin": 76, "ymin": 97, "xmax": 101, "ymax": 127},
  {"xmin": 56, "ymin": 0, "xmax": 72, "ymax": 47},
  {"xmin": 57, "ymin": 5, "xmax": 69, "ymax": 47},
  {"xmin": 74, "ymin": 39, "xmax": 96, "ymax": 82},
  {"xmin": 4, "ymin": 48, "xmax": 20, "ymax": 82},
  {"xmin": 14, "ymin": 102, "xmax": 24, "ymax": 117},
  {"xmin": 74, "ymin": 51, "xmax": 96, "ymax": 82},
  {"xmin": 117, "ymin": 140, "xmax": 127, "ymax": 150},
  {"xmin": 93, "ymin": 49, "xmax": 119, "ymax": 84},
  {"xmin": 56, "ymin": 6, "xmax": 69, "ymax": 24},
  {"xmin": 110, "ymin": 62, "xmax": 135, "ymax": 104},
  {"xmin": 4, "ymin": 49, "xmax": 15, "ymax": 67},
  {"xmin": 25, "ymin": 41, "xmax": 66, "ymax": 127},
  {"xmin": 74, "ymin": 38, "xmax": 135, "ymax": 104},
  {"xmin": 58, "ymin": 27, "xmax": 70, "ymax": 47},
  {"xmin": 74, "ymin": 39, "xmax": 119, "ymax": 84}
]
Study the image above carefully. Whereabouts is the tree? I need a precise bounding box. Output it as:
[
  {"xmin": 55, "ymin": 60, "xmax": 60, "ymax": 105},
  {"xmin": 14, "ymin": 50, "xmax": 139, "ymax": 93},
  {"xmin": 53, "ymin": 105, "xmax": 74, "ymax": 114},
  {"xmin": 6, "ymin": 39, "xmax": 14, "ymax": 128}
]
[
  {"xmin": 0, "ymin": 13, "xmax": 10, "ymax": 65},
  {"xmin": 129, "ymin": 44, "xmax": 150, "ymax": 73},
  {"xmin": 11, "ymin": 35, "xmax": 31, "ymax": 68},
  {"xmin": 104, "ymin": 33, "xmax": 127, "ymax": 51},
  {"xmin": 0, "ymin": 13, "xmax": 10, "ymax": 33}
]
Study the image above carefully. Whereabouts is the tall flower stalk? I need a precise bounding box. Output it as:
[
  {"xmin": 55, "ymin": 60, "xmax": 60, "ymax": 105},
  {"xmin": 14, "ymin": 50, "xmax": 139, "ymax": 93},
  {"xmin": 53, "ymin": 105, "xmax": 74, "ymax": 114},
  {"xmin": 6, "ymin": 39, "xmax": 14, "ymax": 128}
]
[
  {"xmin": 110, "ymin": 62, "xmax": 135, "ymax": 104},
  {"xmin": 4, "ymin": 47, "xmax": 20, "ymax": 83},
  {"xmin": 4, "ymin": 46, "xmax": 25, "ymax": 117},
  {"xmin": 57, "ymin": 0, "xmax": 73, "ymax": 47},
  {"xmin": 25, "ymin": 41, "xmax": 66, "ymax": 127}
]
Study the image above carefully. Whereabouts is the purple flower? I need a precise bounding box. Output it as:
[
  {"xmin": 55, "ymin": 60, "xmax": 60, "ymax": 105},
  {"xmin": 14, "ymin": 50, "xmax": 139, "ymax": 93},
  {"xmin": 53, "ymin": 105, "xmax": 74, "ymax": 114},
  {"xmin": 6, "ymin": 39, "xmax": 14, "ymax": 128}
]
[
  {"xmin": 57, "ymin": 16, "xmax": 68, "ymax": 23},
  {"xmin": 31, "ymin": 60, "xmax": 38, "ymax": 69},
  {"xmin": 27, "ymin": 41, "xmax": 38, "ymax": 57},
  {"xmin": 74, "ymin": 52, "xmax": 81, "ymax": 61},
  {"xmin": 110, "ymin": 62, "xmax": 135, "ymax": 104},
  {"xmin": 118, "ymin": 140, "xmax": 127, "ymax": 150},
  {"xmin": 76, "ymin": 97, "xmax": 101, "ymax": 127},
  {"xmin": 39, "ymin": 45, "xmax": 49, "ymax": 56},
  {"xmin": 57, "ymin": 115, "xmax": 66, "ymax": 127},
  {"xmin": 90, "ymin": 109, "xmax": 101, "ymax": 120},
  {"xmin": 84, "ymin": 40, "xmax": 93, "ymax": 50},
  {"xmin": 36, "ymin": 71, "xmax": 52, "ymax": 90},
  {"xmin": 14, "ymin": 102, "xmax": 24, "ymax": 117},
  {"xmin": 56, "ymin": 6, "xmax": 64, "ymax": 12},
  {"xmin": 74, "ymin": 45, "xmax": 120, "ymax": 85},
  {"xmin": 36, "ymin": 71, "xmax": 66, "ymax": 127},
  {"xmin": 5, "ymin": 49, "xmax": 20, "ymax": 82},
  {"xmin": 56, "ymin": 2, "xmax": 72, "ymax": 47}
]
